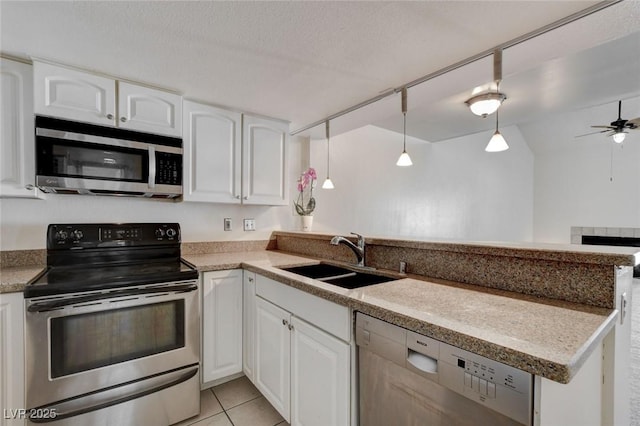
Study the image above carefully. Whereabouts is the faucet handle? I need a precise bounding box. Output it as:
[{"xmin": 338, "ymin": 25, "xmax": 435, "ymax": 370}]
[{"xmin": 350, "ymin": 232, "xmax": 365, "ymax": 247}]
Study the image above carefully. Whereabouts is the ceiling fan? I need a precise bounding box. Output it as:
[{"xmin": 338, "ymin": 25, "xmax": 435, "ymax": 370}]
[{"xmin": 577, "ymin": 100, "xmax": 640, "ymax": 143}]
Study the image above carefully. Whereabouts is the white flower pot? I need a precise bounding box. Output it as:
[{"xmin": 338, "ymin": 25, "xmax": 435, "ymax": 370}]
[{"xmin": 301, "ymin": 215, "xmax": 313, "ymax": 232}]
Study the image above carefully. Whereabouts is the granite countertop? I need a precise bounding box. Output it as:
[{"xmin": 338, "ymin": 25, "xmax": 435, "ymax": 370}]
[
  {"xmin": 0, "ymin": 265, "xmax": 45, "ymax": 293},
  {"xmin": 186, "ymin": 250, "xmax": 617, "ymax": 384},
  {"xmin": 1, "ymin": 249, "xmax": 617, "ymax": 385}
]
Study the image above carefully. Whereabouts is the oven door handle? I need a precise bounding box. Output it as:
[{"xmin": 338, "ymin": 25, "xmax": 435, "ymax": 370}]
[
  {"xmin": 27, "ymin": 282, "xmax": 198, "ymax": 312},
  {"xmin": 27, "ymin": 364, "xmax": 199, "ymax": 423}
]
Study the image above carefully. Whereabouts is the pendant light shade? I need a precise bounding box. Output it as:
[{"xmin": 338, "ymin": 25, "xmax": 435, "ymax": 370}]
[
  {"xmin": 485, "ymin": 109, "xmax": 509, "ymax": 152},
  {"xmin": 322, "ymin": 120, "xmax": 335, "ymax": 189},
  {"xmin": 396, "ymin": 87, "xmax": 413, "ymax": 167}
]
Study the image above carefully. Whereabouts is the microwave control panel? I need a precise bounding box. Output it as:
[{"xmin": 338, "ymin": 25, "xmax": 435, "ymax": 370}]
[{"xmin": 156, "ymin": 152, "xmax": 182, "ymax": 185}]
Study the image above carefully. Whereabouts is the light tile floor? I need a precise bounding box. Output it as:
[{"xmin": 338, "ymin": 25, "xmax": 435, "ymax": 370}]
[{"xmin": 175, "ymin": 376, "xmax": 288, "ymax": 426}]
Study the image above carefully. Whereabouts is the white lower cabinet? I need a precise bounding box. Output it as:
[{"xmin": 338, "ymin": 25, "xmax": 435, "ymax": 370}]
[
  {"xmin": 242, "ymin": 271, "xmax": 257, "ymax": 382},
  {"xmin": 290, "ymin": 316, "xmax": 350, "ymax": 426},
  {"xmin": 0, "ymin": 292, "xmax": 25, "ymax": 426},
  {"xmin": 201, "ymin": 270, "xmax": 243, "ymax": 386},
  {"xmin": 255, "ymin": 297, "xmax": 291, "ymax": 419},
  {"xmin": 253, "ymin": 274, "xmax": 352, "ymax": 425}
]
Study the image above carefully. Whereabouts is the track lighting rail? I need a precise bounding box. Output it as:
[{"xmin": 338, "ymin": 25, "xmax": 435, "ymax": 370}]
[{"xmin": 290, "ymin": 0, "xmax": 622, "ymax": 136}]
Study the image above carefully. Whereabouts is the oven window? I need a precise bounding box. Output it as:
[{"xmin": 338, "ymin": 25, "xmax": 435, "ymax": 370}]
[{"xmin": 50, "ymin": 301, "xmax": 185, "ymax": 378}]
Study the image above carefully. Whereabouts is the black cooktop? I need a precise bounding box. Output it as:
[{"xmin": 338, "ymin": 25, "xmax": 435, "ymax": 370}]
[
  {"xmin": 25, "ymin": 223, "xmax": 198, "ymax": 298},
  {"xmin": 26, "ymin": 260, "xmax": 198, "ymax": 298}
]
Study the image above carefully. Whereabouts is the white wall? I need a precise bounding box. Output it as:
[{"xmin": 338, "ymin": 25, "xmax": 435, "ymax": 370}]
[
  {"xmin": 0, "ymin": 137, "xmax": 304, "ymax": 250},
  {"xmin": 308, "ymin": 124, "xmax": 534, "ymax": 242},
  {"xmin": 522, "ymin": 96, "xmax": 640, "ymax": 243}
]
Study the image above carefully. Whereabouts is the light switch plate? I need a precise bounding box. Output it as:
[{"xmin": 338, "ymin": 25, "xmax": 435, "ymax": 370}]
[
  {"xmin": 243, "ymin": 219, "xmax": 256, "ymax": 231},
  {"xmin": 223, "ymin": 218, "xmax": 232, "ymax": 231}
]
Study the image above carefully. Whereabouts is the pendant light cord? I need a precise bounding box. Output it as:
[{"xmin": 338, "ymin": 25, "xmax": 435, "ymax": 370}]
[
  {"xmin": 325, "ymin": 120, "xmax": 331, "ymax": 176},
  {"xmin": 402, "ymin": 88, "xmax": 408, "ymax": 151}
]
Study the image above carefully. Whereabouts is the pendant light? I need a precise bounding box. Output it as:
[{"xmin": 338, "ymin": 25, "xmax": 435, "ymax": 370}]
[
  {"xmin": 321, "ymin": 120, "xmax": 335, "ymax": 189},
  {"xmin": 485, "ymin": 108, "xmax": 509, "ymax": 152},
  {"xmin": 465, "ymin": 49, "xmax": 506, "ymax": 118},
  {"xmin": 396, "ymin": 87, "xmax": 413, "ymax": 167}
]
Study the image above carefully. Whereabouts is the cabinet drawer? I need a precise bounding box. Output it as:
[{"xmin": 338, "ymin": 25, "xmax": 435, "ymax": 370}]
[{"xmin": 255, "ymin": 274, "xmax": 350, "ymax": 342}]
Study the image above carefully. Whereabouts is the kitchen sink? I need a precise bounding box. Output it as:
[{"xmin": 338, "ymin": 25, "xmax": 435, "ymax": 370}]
[
  {"xmin": 280, "ymin": 263, "xmax": 397, "ymax": 289},
  {"xmin": 280, "ymin": 263, "xmax": 355, "ymax": 279}
]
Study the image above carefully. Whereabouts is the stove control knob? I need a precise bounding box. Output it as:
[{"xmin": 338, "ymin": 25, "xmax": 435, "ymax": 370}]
[
  {"xmin": 166, "ymin": 228, "xmax": 177, "ymax": 238},
  {"xmin": 72, "ymin": 230, "xmax": 84, "ymax": 241},
  {"xmin": 55, "ymin": 230, "xmax": 68, "ymax": 242},
  {"xmin": 155, "ymin": 228, "xmax": 165, "ymax": 238}
]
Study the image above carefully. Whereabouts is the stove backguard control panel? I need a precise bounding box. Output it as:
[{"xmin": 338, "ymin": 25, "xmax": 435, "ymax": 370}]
[{"xmin": 47, "ymin": 223, "xmax": 181, "ymax": 249}]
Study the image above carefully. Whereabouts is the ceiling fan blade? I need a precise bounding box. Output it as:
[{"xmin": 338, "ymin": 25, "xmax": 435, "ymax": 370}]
[
  {"xmin": 626, "ymin": 118, "xmax": 640, "ymax": 129},
  {"xmin": 591, "ymin": 125, "xmax": 615, "ymax": 129},
  {"xmin": 575, "ymin": 130, "xmax": 609, "ymax": 138}
]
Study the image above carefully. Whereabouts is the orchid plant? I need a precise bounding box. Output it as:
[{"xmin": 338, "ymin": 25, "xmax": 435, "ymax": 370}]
[{"xmin": 294, "ymin": 167, "xmax": 317, "ymax": 216}]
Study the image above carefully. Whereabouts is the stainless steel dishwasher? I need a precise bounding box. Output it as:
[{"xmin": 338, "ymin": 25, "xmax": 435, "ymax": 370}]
[{"xmin": 356, "ymin": 313, "xmax": 533, "ymax": 426}]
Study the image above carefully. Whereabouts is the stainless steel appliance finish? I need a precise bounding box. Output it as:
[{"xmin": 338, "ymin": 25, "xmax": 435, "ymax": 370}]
[
  {"xmin": 24, "ymin": 223, "xmax": 200, "ymax": 425},
  {"xmin": 356, "ymin": 313, "xmax": 533, "ymax": 426},
  {"xmin": 35, "ymin": 116, "xmax": 183, "ymax": 198}
]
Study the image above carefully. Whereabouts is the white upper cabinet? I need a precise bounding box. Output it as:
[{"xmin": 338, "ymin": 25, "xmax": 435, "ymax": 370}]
[
  {"xmin": 183, "ymin": 101, "xmax": 242, "ymax": 203},
  {"xmin": 1, "ymin": 58, "xmax": 42, "ymax": 199},
  {"xmin": 34, "ymin": 61, "xmax": 116, "ymax": 126},
  {"xmin": 183, "ymin": 101, "xmax": 289, "ymax": 205},
  {"xmin": 118, "ymin": 81, "xmax": 182, "ymax": 137},
  {"xmin": 33, "ymin": 61, "xmax": 182, "ymax": 137},
  {"xmin": 242, "ymin": 114, "xmax": 288, "ymax": 205}
]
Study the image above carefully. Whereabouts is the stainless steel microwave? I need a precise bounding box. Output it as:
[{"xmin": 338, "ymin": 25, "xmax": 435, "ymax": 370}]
[{"xmin": 35, "ymin": 116, "xmax": 183, "ymax": 199}]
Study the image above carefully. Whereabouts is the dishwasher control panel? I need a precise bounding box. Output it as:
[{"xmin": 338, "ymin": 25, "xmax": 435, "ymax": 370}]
[{"xmin": 356, "ymin": 313, "xmax": 532, "ymax": 426}]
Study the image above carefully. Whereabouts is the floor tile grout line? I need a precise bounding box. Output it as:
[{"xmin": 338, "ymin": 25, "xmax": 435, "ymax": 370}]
[{"xmin": 220, "ymin": 394, "xmax": 263, "ymax": 412}]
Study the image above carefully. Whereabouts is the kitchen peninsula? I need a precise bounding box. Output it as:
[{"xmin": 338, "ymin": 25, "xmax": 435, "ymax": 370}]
[{"xmin": 3, "ymin": 231, "xmax": 633, "ymax": 425}]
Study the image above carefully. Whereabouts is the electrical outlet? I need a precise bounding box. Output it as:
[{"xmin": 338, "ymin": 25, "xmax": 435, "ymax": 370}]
[
  {"xmin": 223, "ymin": 218, "xmax": 232, "ymax": 231},
  {"xmin": 243, "ymin": 218, "xmax": 256, "ymax": 231}
]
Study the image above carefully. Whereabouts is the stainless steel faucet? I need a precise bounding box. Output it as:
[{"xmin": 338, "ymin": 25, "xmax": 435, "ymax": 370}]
[{"xmin": 330, "ymin": 232, "xmax": 365, "ymax": 267}]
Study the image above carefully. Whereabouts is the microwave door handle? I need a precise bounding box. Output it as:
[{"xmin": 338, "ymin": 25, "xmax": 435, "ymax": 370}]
[
  {"xmin": 27, "ymin": 283, "xmax": 198, "ymax": 312},
  {"xmin": 148, "ymin": 146, "xmax": 156, "ymax": 188}
]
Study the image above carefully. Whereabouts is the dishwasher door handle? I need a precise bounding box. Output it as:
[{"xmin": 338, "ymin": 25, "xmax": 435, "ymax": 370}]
[{"xmin": 407, "ymin": 349, "xmax": 438, "ymax": 375}]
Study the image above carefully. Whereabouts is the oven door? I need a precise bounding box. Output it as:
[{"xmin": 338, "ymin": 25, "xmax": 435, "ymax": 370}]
[{"xmin": 25, "ymin": 280, "xmax": 199, "ymax": 411}]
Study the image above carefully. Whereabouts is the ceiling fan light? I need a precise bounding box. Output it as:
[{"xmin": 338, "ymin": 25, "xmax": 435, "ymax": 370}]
[
  {"xmin": 486, "ymin": 130, "xmax": 509, "ymax": 152},
  {"xmin": 322, "ymin": 177, "xmax": 335, "ymax": 189},
  {"xmin": 466, "ymin": 92, "xmax": 506, "ymax": 117},
  {"xmin": 396, "ymin": 151, "xmax": 413, "ymax": 166},
  {"xmin": 612, "ymin": 131, "xmax": 626, "ymax": 143}
]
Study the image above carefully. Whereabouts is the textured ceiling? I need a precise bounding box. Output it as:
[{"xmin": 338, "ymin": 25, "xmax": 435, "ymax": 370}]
[{"xmin": 3, "ymin": 0, "xmax": 628, "ymax": 136}]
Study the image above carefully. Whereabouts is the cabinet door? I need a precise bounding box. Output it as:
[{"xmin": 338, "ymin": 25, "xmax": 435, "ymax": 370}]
[
  {"xmin": 183, "ymin": 101, "xmax": 242, "ymax": 203},
  {"xmin": 1, "ymin": 59, "xmax": 41, "ymax": 199},
  {"xmin": 33, "ymin": 61, "xmax": 116, "ymax": 126},
  {"xmin": 118, "ymin": 81, "xmax": 182, "ymax": 137},
  {"xmin": 242, "ymin": 114, "xmax": 289, "ymax": 205},
  {"xmin": 291, "ymin": 316, "xmax": 350, "ymax": 426},
  {"xmin": 255, "ymin": 297, "xmax": 291, "ymax": 422},
  {"xmin": 242, "ymin": 271, "xmax": 256, "ymax": 383},
  {"xmin": 201, "ymin": 270, "xmax": 243, "ymax": 384},
  {"xmin": 0, "ymin": 292, "xmax": 25, "ymax": 426}
]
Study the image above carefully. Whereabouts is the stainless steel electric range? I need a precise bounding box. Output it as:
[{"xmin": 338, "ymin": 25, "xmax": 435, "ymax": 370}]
[{"xmin": 24, "ymin": 223, "xmax": 200, "ymax": 425}]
